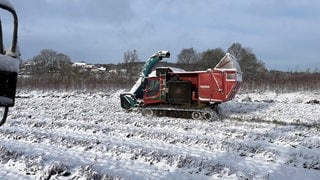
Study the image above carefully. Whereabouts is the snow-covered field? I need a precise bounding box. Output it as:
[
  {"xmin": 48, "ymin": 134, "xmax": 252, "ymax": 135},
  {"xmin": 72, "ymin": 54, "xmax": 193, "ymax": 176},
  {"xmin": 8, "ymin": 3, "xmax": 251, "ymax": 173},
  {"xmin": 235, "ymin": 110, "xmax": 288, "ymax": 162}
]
[{"xmin": 0, "ymin": 89, "xmax": 319, "ymax": 179}]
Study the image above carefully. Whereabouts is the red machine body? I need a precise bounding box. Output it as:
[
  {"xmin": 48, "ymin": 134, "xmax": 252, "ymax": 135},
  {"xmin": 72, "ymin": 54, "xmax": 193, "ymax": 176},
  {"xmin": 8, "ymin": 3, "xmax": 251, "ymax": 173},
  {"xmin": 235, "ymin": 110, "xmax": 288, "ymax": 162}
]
[
  {"xmin": 143, "ymin": 53, "xmax": 242, "ymax": 108},
  {"xmin": 120, "ymin": 51, "xmax": 242, "ymax": 120}
]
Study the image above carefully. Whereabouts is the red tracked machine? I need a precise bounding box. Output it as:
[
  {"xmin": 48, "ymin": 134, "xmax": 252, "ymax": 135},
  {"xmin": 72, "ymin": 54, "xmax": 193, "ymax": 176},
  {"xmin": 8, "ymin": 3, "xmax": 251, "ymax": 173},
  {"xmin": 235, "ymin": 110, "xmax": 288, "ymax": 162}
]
[{"xmin": 120, "ymin": 51, "xmax": 242, "ymax": 120}]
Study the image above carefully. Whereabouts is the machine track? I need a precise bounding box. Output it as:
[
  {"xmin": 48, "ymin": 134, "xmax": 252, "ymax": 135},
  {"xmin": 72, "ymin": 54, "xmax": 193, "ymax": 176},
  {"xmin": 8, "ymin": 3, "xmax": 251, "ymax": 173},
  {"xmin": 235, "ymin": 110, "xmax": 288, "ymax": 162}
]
[{"xmin": 140, "ymin": 105, "xmax": 222, "ymax": 121}]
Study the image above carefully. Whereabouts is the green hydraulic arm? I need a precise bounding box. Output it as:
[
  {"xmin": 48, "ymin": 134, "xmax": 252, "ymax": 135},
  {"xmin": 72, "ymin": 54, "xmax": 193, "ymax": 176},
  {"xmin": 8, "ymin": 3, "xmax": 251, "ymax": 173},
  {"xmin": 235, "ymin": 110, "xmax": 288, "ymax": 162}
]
[{"xmin": 120, "ymin": 50, "xmax": 170, "ymax": 109}]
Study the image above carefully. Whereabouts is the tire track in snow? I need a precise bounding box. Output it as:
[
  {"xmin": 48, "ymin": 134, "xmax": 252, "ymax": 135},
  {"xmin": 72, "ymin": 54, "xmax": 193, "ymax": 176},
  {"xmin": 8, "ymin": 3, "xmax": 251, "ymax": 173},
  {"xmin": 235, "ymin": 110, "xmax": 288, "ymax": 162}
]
[
  {"xmin": 0, "ymin": 124, "xmax": 240, "ymax": 178},
  {"xmin": 0, "ymin": 90, "xmax": 319, "ymax": 179},
  {"xmin": 8, "ymin": 111, "xmax": 319, "ymax": 157},
  {"xmin": 3, "ymin": 113, "xmax": 319, "ymax": 174},
  {"xmin": 5, "ymin": 116, "xmax": 285, "ymax": 162}
]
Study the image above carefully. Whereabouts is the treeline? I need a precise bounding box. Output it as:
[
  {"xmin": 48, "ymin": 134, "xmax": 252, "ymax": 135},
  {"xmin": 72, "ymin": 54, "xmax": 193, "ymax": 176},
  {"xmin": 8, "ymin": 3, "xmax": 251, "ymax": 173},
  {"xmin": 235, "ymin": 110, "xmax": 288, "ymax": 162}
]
[
  {"xmin": 17, "ymin": 44, "xmax": 320, "ymax": 92},
  {"xmin": 176, "ymin": 43, "xmax": 266, "ymax": 84},
  {"xmin": 18, "ymin": 49, "xmax": 129, "ymax": 91},
  {"xmin": 252, "ymin": 70, "xmax": 320, "ymax": 92},
  {"xmin": 176, "ymin": 43, "xmax": 320, "ymax": 92},
  {"xmin": 18, "ymin": 74, "xmax": 129, "ymax": 91}
]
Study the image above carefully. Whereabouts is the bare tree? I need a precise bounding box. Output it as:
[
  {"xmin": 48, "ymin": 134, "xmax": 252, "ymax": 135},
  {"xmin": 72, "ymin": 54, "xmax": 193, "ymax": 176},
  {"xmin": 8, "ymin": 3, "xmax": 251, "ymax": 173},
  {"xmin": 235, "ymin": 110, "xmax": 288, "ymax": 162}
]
[
  {"xmin": 227, "ymin": 43, "xmax": 267, "ymax": 87},
  {"xmin": 23, "ymin": 49, "xmax": 73, "ymax": 89},
  {"xmin": 177, "ymin": 48, "xmax": 199, "ymax": 70},
  {"xmin": 198, "ymin": 48, "xmax": 225, "ymax": 70},
  {"xmin": 227, "ymin": 42, "xmax": 244, "ymax": 60},
  {"xmin": 124, "ymin": 49, "xmax": 139, "ymax": 63},
  {"xmin": 177, "ymin": 48, "xmax": 199, "ymax": 64},
  {"xmin": 30, "ymin": 49, "xmax": 72, "ymax": 75},
  {"xmin": 123, "ymin": 50, "xmax": 140, "ymax": 80}
]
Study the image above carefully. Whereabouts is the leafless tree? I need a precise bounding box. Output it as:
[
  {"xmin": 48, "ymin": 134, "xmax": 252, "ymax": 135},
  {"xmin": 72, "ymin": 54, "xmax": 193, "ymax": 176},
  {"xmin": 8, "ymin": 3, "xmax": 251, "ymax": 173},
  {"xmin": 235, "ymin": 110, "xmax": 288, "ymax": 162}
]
[
  {"xmin": 123, "ymin": 50, "xmax": 140, "ymax": 80},
  {"xmin": 227, "ymin": 43, "xmax": 267, "ymax": 88},
  {"xmin": 124, "ymin": 49, "xmax": 139, "ymax": 63},
  {"xmin": 198, "ymin": 48, "xmax": 225, "ymax": 70},
  {"xmin": 177, "ymin": 48, "xmax": 199, "ymax": 70}
]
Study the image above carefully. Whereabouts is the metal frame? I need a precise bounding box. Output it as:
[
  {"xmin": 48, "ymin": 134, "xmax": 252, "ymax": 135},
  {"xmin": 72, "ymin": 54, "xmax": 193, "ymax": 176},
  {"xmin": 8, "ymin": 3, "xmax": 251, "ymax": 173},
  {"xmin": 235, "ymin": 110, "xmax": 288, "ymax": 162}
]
[
  {"xmin": 0, "ymin": 107, "xmax": 8, "ymax": 125},
  {"xmin": 0, "ymin": 1, "xmax": 19, "ymax": 126}
]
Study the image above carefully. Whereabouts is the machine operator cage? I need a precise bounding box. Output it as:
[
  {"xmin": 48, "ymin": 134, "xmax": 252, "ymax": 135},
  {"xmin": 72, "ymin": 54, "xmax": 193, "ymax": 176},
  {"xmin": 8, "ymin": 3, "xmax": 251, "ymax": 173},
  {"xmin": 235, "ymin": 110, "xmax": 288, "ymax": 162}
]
[{"xmin": 0, "ymin": 1, "xmax": 20, "ymax": 126}]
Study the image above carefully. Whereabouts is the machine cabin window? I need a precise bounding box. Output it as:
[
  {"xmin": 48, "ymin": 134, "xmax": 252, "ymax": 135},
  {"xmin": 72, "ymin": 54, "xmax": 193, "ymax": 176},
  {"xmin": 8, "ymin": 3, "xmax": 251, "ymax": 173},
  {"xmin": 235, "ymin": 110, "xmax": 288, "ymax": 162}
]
[
  {"xmin": 226, "ymin": 72, "xmax": 236, "ymax": 80},
  {"xmin": 146, "ymin": 79, "xmax": 160, "ymax": 97}
]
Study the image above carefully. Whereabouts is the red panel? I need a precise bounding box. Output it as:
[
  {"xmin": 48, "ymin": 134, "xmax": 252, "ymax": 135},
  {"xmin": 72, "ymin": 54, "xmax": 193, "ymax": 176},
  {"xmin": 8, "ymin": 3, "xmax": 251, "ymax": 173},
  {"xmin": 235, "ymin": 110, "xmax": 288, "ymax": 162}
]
[
  {"xmin": 143, "ymin": 77, "xmax": 163, "ymax": 105},
  {"xmin": 198, "ymin": 72, "xmax": 224, "ymax": 102},
  {"xmin": 178, "ymin": 73, "xmax": 199, "ymax": 86},
  {"xmin": 223, "ymin": 70, "xmax": 240, "ymax": 101},
  {"xmin": 198, "ymin": 73, "xmax": 212, "ymax": 101},
  {"xmin": 143, "ymin": 69, "xmax": 241, "ymax": 106}
]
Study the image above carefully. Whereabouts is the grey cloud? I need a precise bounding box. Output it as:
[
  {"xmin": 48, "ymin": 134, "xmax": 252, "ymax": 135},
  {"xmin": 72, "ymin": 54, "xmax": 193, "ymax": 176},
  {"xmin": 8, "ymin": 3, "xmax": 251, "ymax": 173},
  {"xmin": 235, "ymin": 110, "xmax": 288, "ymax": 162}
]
[{"xmin": 3, "ymin": 0, "xmax": 320, "ymax": 70}]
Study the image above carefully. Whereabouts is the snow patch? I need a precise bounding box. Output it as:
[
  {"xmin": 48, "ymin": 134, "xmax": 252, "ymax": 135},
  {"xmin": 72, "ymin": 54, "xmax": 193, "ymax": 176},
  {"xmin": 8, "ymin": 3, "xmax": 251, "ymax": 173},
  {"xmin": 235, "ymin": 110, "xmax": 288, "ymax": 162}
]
[{"xmin": 0, "ymin": 90, "xmax": 319, "ymax": 179}]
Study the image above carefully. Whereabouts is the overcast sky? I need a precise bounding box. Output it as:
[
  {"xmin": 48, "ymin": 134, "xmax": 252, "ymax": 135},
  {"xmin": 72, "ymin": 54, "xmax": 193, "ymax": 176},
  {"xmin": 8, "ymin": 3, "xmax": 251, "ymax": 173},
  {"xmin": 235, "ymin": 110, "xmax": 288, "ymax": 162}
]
[{"xmin": 1, "ymin": 0, "xmax": 320, "ymax": 71}]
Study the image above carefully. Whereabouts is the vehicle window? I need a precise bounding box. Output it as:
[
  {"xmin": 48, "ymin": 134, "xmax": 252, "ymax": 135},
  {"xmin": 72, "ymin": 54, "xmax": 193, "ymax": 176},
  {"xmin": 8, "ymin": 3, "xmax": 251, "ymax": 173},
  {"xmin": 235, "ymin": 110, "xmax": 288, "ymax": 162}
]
[
  {"xmin": 226, "ymin": 73, "xmax": 236, "ymax": 80},
  {"xmin": 146, "ymin": 79, "xmax": 160, "ymax": 96}
]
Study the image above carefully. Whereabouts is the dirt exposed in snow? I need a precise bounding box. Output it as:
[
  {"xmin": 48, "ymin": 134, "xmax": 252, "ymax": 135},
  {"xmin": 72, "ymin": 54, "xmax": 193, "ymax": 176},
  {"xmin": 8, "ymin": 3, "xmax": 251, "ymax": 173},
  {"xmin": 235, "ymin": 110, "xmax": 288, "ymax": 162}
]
[{"xmin": 0, "ymin": 90, "xmax": 319, "ymax": 179}]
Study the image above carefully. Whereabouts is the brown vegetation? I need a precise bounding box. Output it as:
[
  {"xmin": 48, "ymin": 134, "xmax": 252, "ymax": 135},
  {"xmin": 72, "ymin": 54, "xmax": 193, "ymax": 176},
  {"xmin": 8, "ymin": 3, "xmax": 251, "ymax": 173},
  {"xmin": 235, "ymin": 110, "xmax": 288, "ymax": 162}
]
[{"xmin": 17, "ymin": 48, "xmax": 320, "ymax": 92}]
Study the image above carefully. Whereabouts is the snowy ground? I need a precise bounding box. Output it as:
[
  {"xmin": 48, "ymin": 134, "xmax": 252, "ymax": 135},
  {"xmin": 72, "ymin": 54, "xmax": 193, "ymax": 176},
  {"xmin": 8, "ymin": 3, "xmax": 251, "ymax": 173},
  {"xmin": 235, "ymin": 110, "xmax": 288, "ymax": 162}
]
[{"xmin": 0, "ymin": 89, "xmax": 319, "ymax": 179}]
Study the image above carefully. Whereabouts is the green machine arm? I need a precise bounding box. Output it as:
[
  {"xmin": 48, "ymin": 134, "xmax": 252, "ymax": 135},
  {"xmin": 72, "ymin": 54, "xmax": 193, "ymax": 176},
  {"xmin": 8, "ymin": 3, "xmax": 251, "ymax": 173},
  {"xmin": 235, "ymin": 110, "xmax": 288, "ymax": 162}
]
[{"xmin": 120, "ymin": 50, "xmax": 170, "ymax": 109}]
